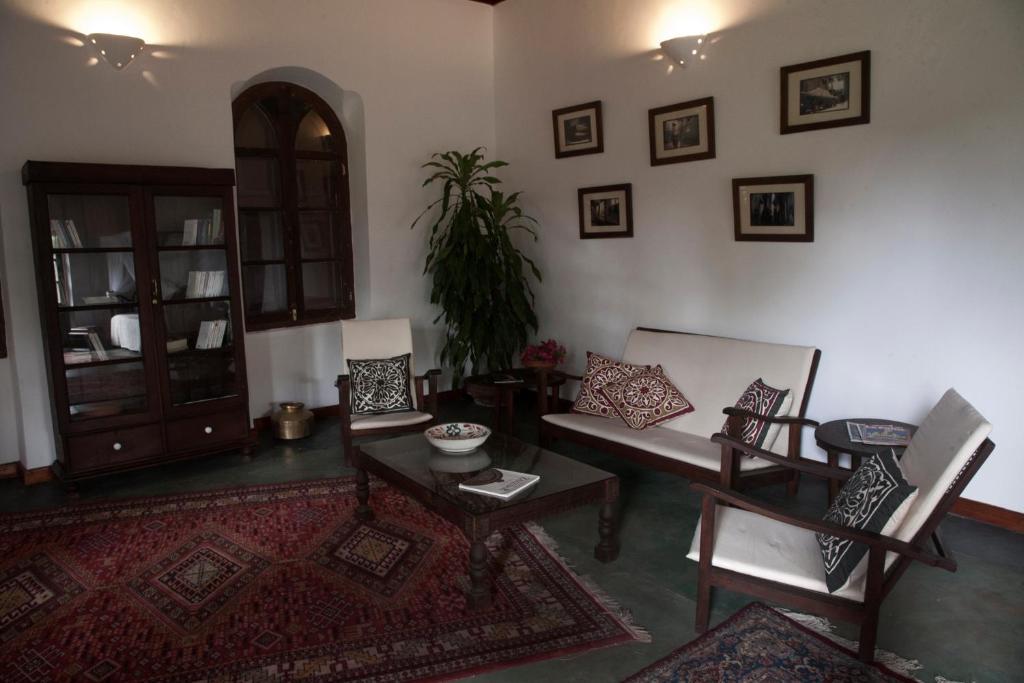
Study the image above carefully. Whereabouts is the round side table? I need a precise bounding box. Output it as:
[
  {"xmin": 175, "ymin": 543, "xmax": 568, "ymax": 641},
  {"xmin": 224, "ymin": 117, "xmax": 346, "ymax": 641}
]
[
  {"xmin": 463, "ymin": 368, "xmax": 565, "ymax": 435},
  {"xmin": 814, "ymin": 419, "xmax": 917, "ymax": 503}
]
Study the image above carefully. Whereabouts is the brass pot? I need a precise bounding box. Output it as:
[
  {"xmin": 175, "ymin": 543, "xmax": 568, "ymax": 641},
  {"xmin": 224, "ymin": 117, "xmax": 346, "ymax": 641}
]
[{"xmin": 272, "ymin": 402, "xmax": 314, "ymax": 440}]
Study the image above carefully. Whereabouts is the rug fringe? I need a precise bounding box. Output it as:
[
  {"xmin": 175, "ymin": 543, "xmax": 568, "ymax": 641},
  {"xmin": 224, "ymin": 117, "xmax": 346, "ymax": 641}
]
[
  {"xmin": 524, "ymin": 522, "xmax": 652, "ymax": 643},
  {"xmin": 775, "ymin": 608, "xmax": 967, "ymax": 683}
]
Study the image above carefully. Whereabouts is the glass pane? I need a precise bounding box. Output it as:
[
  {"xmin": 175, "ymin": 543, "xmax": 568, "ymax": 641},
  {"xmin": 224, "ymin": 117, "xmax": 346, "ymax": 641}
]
[
  {"xmin": 47, "ymin": 195, "xmax": 131, "ymax": 249},
  {"xmin": 299, "ymin": 211, "xmax": 340, "ymax": 259},
  {"xmin": 163, "ymin": 301, "xmax": 237, "ymax": 405},
  {"xmin": 155, "ymin": 196, "xmax": 225, "ymax": 247},
  {"xmin": 235, "ymin": 104, "xmax": 277, "ymax": 149},
  {"xmin": 295, "ymin": 110, "xmax": 335, "ymax": 152},
  {"xmin": 302, "ymin": 262, "xmax": 342, "ymax": 311},
  {"xmin": 296, "ymin": 160, "xmax": 338, "ymax": 208},
  {"xmin": 53, "ymin": 252, "xmax": 137, "ymax": 307},
  {"xmin": 67, "ymin": 362, "xmax": 147, "ymax": 420},
  {"xmin": 242, "ymin": 265, "xmax": 288, "ymax": 315},
  {"xmin": 236, "ymin": 157, "xmax": 280, "ymax": 208},
  {"xmin": 159, "ymin": 250, "xmax": 229, "ymax": 301},
  {"xmin": 60, "ymin": 307, "xmax": 143, "ymax": 364},
  {"xmin": 239, "ymin": 211, "xmax": 285, "ymax": 261}
]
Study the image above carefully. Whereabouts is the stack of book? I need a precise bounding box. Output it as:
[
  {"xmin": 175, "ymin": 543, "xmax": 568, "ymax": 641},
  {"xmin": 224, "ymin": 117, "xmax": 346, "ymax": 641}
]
[
  {"xmin": 50, "ymin": 219, "xmax": 83, "ymax": 248},
  {"xmin": 195, "ymin": 320, "xmax": 228, "ymax": 350},
  {"xmin": 185, "ymin": 271, "xmax": 226, "ymax": 299},
  {"xmin": 181, "ymin": 210, "xmax": 223, "ymax": 246},
  {"xmin": 845, "ymin": 421, "xmax": 913, "ymax": 447}
]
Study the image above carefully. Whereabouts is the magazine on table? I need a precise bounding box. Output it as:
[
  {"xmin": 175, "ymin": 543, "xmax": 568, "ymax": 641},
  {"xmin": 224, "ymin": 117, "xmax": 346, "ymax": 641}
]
[
  {"xmin": 845, "ymin": 421, "xmax": 912, "ymax": 447},
  {"xmin": 458, "ymin": 468, "xmax": 540, "ymax": 500}
]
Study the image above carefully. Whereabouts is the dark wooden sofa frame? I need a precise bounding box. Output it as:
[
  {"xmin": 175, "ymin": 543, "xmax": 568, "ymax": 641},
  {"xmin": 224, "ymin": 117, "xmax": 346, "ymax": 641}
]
[
  {"xmin": 695, "ymin": 424, "xmax": 996, "ymax": 661},
  {"xmin": 536, "ymin": 327, "xmax": 822, "ymax": 492}
]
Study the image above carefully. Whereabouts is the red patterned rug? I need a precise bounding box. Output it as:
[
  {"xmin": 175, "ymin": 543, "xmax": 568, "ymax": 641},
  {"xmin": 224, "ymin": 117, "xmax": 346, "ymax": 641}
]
[{"xmin": 0, "ymin": 477, "xmax": 647, "ymax": 682}]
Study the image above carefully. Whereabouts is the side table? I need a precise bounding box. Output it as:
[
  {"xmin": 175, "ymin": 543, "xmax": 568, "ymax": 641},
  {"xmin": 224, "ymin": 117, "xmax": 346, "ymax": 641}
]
[
  {"xmin": 815, "ymin": 419, "xmax": 917, "ymax": 503},
  {"xmin": 464, "ymin": 368, "xmax": 566, "ymax": 435}
]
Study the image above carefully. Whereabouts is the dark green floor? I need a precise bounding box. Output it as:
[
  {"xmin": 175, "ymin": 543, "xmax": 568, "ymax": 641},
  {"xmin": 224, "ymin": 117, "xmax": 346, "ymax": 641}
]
[{"xmin": 3, "ymin": 399, "xmax": 1022, "ymax": 682}]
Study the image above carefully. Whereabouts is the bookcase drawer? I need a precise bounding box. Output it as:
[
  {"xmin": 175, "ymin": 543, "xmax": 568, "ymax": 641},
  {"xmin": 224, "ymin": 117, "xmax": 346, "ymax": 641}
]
[
  {"xmin": 166, "ymin": 410, "xmax": 248, "ymax": 453},
  {"xmin": 67, "ymin": 423, "xmax": 164, "ymax": 473}
]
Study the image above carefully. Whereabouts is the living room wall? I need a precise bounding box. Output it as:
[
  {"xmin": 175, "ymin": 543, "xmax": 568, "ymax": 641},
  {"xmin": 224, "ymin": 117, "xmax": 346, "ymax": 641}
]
[
  {"xmin": 493, "ymin": 0, "xmax": 1024, "ymax": 512},
  {"xmin": 0, "ymin": 0, "xmax": 494, "ymax": 470}
]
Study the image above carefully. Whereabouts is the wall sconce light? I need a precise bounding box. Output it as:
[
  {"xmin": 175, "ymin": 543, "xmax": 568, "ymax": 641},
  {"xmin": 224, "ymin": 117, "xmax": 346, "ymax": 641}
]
[
  {"xmin": 88, "ymin": 33, "xmax": 145, "ymax": 70},
  {"xmin": 660, "ymin": 35, "xmax": 708, "ymax": 68}
]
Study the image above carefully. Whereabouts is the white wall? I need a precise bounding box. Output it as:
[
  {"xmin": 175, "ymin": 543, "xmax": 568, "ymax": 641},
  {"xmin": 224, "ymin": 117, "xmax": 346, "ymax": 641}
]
[
  {"xmin": 494, "ymin": 0, "xmax": 1024, "ymax": 512},
  {"xmin": 0, "ymin": 0, "xmax": 495, "ymax": 468}
]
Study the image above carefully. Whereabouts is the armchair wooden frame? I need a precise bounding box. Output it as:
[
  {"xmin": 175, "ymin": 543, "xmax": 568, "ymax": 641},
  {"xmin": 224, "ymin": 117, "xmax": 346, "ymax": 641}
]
[
  {"xmin": 695, "ymin": 424, "xmax": 996, "ymax": 661},
  {"xmin": 337, "ymin": 369, "xmax": 441, "ymax": 466}
]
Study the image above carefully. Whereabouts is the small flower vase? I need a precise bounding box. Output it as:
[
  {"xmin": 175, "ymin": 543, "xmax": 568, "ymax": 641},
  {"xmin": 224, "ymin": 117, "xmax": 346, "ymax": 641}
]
[{"xmin": 522, "ymin": 359, "xmax": 556, "ymax": 370}]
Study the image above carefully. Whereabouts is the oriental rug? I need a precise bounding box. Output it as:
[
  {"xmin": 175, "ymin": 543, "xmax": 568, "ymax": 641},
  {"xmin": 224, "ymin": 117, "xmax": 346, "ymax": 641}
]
[
  {"xmin": 624, "ymin": 602, "xmax": 915, "ymax": 683},
  {"xmin": 0, "ymin": 477, "xmax": 646, "ymax": 682}
]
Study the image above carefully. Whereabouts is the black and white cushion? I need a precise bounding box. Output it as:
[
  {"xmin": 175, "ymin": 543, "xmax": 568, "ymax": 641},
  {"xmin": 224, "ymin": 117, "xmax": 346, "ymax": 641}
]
[
  {"xmin": 817, "ymin": 450, "xmax": 918, "ymax": 593},
  {"xmin": 348, "ymin": 353, "xmax": 414, "ymax": 416},
  {"xmin": 722, "ymin": 378, "xmax": 792, "ymax": 450}
]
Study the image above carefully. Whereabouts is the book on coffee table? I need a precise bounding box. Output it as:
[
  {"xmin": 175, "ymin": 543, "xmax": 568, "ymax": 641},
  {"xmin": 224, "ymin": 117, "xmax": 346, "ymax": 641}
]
[{"xmin": 458, "ymin": 468, "xmax": 540, "ymax": 500}]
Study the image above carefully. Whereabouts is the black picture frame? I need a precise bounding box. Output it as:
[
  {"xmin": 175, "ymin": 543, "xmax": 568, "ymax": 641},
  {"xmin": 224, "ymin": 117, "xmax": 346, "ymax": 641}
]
[
  {"xmin": 781, "ymin": 51, "xmax": 870, "ymax": 135},
  {"xmin": 648, "ymin": 96, "xmax": 716, "ymax": 166},
  {"xmin": 732, "ymin": 175, "xmax": 814, "ymax": 242},
  {"xmin": 578, "ymin": 184, "xmax": 633, "ymax": 239},
  {"xmin": 552, "ymin": 101, "xmax": 604, "ymax": 159}
]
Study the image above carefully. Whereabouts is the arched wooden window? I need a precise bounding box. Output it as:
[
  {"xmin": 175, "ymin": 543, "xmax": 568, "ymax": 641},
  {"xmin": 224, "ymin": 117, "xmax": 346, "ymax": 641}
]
[{"xmin": 232, "ymin": 82, "xmax": 354, "ymax": 330}]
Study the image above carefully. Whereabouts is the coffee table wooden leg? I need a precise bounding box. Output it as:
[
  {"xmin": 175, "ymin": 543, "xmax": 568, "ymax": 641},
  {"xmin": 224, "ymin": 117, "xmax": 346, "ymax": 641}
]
[
  {"xmin": 595, "ymin": 502, "xmax": 620, "ymax": 562},
  {"xmin": 826, "ymin": 450, "xmax": 840, "ymax": 504},
  {"xmin": 355, "ymin": 467, "xmax": 373, "ymax": 521},
  {"xmin": 467, "ymin": 539, "xmax": 491, "ymax": 608}
]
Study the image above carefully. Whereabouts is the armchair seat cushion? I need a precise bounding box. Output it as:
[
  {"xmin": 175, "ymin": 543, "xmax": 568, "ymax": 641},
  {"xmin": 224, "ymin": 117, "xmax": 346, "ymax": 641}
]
[
  {"xmin": 542, "ymin": 413, "xmax": 775, "ymax": 472},
  {"xmin": 351, "ymin": 410, "xmax": 432, "ymax": 431},
  {"xmin": 686, "ymin": 506, "xmax": 866, "ymax": 602}
]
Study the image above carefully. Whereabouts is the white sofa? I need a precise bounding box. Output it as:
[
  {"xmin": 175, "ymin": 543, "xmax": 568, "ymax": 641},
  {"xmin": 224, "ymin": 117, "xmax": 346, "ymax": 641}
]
[{"xmin": 539, "ymin": 328, "xmax": 821, "ymax": 488}]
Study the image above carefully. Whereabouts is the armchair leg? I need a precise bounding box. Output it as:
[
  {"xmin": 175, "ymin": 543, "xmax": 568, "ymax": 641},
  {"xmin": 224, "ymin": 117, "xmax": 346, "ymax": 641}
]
[
  {"xmin": 858, "ymin": 611, "xmax": 879, "ymax": 662},
  {"xmin": 695, "ymin": 493, "xmax": 716, "ymax": 633},
  {"xmin": 695, "ymin": 577, "xmax": 712, "ymax": 633}
]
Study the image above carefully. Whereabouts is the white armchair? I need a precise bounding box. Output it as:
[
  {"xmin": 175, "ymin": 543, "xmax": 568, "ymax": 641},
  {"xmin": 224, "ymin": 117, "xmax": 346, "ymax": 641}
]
[{"xmin": 687, "ymin": 388, "xmax": 995, "ymax": 661}]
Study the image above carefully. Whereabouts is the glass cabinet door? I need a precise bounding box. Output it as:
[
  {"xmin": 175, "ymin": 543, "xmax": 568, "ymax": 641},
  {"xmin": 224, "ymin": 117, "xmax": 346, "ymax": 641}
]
[
  {"xmin": 46, "ymin": 193, "xmax": 151, "ymax": 421},
  {"xmin": 153, "ymin": 195, "xmax": 240, "ymax": 407}
]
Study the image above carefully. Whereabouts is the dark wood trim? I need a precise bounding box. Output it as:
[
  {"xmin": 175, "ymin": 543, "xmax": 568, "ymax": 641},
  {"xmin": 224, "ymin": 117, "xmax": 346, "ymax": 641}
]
[
  {"xmin": 22, "ymin": 161, "xmax": 234, "ymax": 186},
  {"xmin": 552, "ymin": 101, "xmax": 603, "ymax": 159},
  {"xmin": 17, "ymin": 463, "xmax": 56, "ymax": 485},
  {"xmin": 952, "ymin": 497, "xmax": 1024, "ymax": 533},
  {"xmin": 732, "ymin": 174, "xmax": 814, "ymax": 242},
  {"xmin": 648, "ymin": 96, "xmax": 716, "ymax": 166},
  {"xmin": 468, "ymin": 0, "xmax": 504, "ymax": 4},
  {"xmin": 253, "ymin": 388, "xmax": 463, "ymax": 433},
  {"xmin": 0, "ymin": 462, "xmax": 17, "ymax": 479},
  {"xmin": 578, "ymin": 183, "xmax": 633, "ymax": 239},
  {"xmin": 781, "ymin": 50, "xmax": 870, "ymax": 135}
]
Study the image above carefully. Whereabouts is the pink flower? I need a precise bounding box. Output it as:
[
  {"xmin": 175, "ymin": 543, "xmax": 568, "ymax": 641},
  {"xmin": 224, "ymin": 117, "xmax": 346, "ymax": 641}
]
[{"xmin": 521, "ymin": 339, "xmax": 567, "ymax": 364}]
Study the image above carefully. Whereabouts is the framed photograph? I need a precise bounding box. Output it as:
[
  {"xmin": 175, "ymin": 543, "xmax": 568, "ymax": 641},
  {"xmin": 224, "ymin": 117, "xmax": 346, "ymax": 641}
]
[
  {"xmin": 648, "ymin": 96, "xmax": 716, "ymax": 165},
  {"xmin": 781, "ymin": 51, "xmax": 870, "ymax": 134},
  {"xmin": 578, "ymin": 184, "xmax": 633, "ymax": 239},
  {"xmin": 552, "ymin": 101, "xmax": 603, "ymax": 158},
  {"xmin": 732, "ymin": 175, "xmax": 814, "ymax": 242}
]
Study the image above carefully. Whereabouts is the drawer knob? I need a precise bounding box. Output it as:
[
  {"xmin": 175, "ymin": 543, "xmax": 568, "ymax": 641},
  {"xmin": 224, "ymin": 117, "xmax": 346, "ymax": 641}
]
[
  {"xmin": 113, "ymin": 442, "xmax": 123, "ymax": 451},
  {"xmin": 204, "ymin": 426, "xmax": 213, "ymax": 434}
]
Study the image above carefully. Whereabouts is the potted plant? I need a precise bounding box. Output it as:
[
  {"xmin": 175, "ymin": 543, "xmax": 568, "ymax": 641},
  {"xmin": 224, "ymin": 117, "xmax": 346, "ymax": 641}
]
[
  {"xmin": 412, "ymin": 148, "xmax": 541, "ymax": 387},
  {"xmin": 520, "ymin": 339, "xmax": 566, "ymax": 370}
]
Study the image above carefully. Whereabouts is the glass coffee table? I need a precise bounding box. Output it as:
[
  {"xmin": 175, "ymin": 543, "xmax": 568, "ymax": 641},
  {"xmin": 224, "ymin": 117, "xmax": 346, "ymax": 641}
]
[{"xmin": 353, "ymin": 432, "xmax": 620, "ymax": 608}]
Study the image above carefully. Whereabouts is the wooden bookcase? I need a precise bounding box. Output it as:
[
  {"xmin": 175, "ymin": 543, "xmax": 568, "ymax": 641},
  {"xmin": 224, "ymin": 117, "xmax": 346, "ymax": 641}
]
[{"xmin": 23, "ymin": 161, "xmax": 254, "ymax": 483}]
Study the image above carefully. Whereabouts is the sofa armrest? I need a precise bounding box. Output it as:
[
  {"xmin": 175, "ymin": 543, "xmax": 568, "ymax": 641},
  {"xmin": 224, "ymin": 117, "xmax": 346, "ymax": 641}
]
[
  {"xmin": 722, "ymin": 406, "xmax": 820, "ymax": 427},
  {"xmin": 712, "ymin": 432, "xmax": 854, "ymax": 482},
  {"xmin": 414, "ymin": 368, "xmax": 442, "ymax": 417}
]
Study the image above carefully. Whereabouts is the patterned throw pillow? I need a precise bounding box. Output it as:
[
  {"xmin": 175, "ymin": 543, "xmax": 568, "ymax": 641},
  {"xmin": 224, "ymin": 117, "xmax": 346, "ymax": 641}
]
[
  {"xmin": 598, "ymin": 366, "xmax": 695, "ymax": 430},
  {"xmin": 722, "ymin": 378, "xmax": 792, "ymax": 450},
  {"xmin": 817, "ymin": 450, "xmax": 918, "ymax": 593},
  {"xmin": 348, "ymin": 353, "xmax": 414, "ymax": 416},
  {"xmin": 571, "ymin": 352, "xmax": 650, "ymax": 418}
]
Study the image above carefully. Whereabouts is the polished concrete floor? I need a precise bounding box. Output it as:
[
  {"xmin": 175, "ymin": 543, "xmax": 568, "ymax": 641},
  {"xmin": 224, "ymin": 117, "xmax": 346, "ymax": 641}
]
[{"xmin": 2, "ymin": 398, "xmax": 1022, "ymax": 682}]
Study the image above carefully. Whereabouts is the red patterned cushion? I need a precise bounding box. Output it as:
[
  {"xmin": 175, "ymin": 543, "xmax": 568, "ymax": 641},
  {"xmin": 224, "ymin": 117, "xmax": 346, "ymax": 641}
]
[
  {"xmin": 598, "ymin": 366, "xmax": 695, "ymax": 430},
  {"xmin": 572, "ymin": 352, "xmax": 650, "ymax": 418},
  {"xmin": 722, "ymin": 378, "xmax": 792, "ymax": 450}
]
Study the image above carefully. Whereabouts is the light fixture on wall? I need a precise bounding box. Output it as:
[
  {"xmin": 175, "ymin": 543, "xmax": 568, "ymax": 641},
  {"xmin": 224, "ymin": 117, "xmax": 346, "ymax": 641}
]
[
  {"xmin": 88, "ymin": 33, "xmax": 145, "ymax": 70},
  {"xmin": 660, "ymin": 34, "xmax": 708, "ymax": 68}
]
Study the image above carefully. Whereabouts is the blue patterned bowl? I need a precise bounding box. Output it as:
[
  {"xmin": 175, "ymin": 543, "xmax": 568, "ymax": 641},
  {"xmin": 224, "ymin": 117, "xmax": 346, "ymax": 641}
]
[{"xmin": 424, "ymin": 422, "xmax": 491, "ymax": 453}]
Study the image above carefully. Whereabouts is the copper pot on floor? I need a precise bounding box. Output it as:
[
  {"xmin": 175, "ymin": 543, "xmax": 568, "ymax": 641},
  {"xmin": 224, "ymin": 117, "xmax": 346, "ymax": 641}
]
[{"xmin": 272, "ymin": 402, "xmax": 314, "ymax": 440}]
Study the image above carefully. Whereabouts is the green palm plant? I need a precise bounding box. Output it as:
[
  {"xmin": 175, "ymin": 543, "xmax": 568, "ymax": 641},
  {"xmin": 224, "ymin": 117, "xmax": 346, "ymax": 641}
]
[{"xmin": 412, "ymin": 148, "xmax": 541, "ymax": 386}]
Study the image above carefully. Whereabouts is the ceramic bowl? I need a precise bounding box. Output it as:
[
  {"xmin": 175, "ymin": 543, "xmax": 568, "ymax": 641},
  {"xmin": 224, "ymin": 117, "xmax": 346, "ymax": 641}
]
[
  {"xmin": 424, "ymin": 422, "xmax": 491, "ymax": 453},
  {"xmin": 428, "ymin": 451, "xmax": 492, "ymax": 474}
]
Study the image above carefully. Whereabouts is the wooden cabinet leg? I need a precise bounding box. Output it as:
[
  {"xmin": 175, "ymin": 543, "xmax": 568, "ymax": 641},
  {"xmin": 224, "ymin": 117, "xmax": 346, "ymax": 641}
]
[
  {"xmin": 355, "ymin": 467, "xmax": 373, "ymax": 521},
  {"xmin": 827, "ymin": 450, "xmax": 840, "ymax": 504},
  {"xmin": 467, "ymin": 539, "xmax": 491, "ymax": 608},
  {"xmin": 594, "ymin": 502, "xmax": 620, "ymax": 562}
]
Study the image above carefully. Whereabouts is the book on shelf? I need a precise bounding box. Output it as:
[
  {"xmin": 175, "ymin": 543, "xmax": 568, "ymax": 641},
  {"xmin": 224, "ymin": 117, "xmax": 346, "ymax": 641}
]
[
  {"xmin": 457, "ymin": 468, "xmax": 540, "ymax": 500},
  {"xmin": 195, "ymin": 320, "xmax": 228, "ymax": 350},
  {"xmin": 185, "ymin": 270, "xmax": 226, "ymax": 298},
  {"xmin": 845, "ymin": 421, "xmax": 913, "ymax": 447},
  {"xmin": 166, "ymin": 338, "xmax": 189, "ymax": 353},
  {"xmin": 182, "ymin": 219, "xmax": 199, "ymax": 246},
  {"xmin": 182, "ymin": 213, "xmax": 223, "ymax": 246}
]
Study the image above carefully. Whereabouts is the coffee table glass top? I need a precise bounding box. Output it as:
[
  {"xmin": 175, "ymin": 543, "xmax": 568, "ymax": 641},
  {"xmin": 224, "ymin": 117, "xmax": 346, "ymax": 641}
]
[{"xmin": 356, "ymin": 432, "xmax": 615, "ymax": 512}]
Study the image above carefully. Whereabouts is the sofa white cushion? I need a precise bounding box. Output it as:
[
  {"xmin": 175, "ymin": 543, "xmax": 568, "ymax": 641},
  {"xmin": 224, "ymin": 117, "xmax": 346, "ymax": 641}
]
[
  {"xmin": 620, "ymin": 329, "xmax": 817, "ymax": 456},
  {"xmin": 351, "ymin": 411, "xmax": 432, "ymax": 430},
  {"xmin": 542, "ymin": 413, "xmax": 776, "ymax": 471},
  {"xmin": 687, "ymin": 506, "xmax": 865, "ymax": 602}
]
